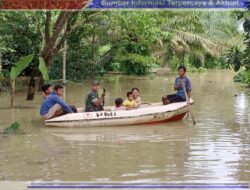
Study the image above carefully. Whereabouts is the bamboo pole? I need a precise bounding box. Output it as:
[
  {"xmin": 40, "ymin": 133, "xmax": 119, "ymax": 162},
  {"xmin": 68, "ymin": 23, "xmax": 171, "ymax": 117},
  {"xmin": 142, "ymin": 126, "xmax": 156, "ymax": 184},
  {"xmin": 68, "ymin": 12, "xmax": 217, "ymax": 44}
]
[
  {"xmin": 62, "ymin": 38, "xmax": 67, "ymax": 85},
  {"xmin": 10, "ymin": 79, "xmax": 15, "ymax": 108}
]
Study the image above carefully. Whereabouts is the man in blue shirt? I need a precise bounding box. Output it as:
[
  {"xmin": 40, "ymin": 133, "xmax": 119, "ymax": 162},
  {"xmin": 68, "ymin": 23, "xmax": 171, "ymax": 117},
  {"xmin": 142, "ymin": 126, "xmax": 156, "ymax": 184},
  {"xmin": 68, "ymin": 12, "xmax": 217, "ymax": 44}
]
[
  {"xmin": 40, "ymin": 85, "xmax": 73, "ymax": 120},
  {"xmin": 162, "ymin": 65, "xmax": 192, "ymax": 105}
]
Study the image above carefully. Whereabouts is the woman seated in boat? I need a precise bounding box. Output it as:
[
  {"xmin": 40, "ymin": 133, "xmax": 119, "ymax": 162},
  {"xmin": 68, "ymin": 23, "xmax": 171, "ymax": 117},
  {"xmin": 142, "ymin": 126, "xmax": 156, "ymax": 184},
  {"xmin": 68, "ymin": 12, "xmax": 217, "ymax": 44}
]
[
  {"xmin": 132, "ymin": 87, "xmax": 151, "ymax": 107},
  {"xmin": 131, "ymin": 87, "xmax": 141, "ymax": 106},
  {"xmin": 162, "ymin": 65, "xmax": 192, "ymax": 105},
  {"xmin": 123, "ymin": 92, "xmax": 137, "ymax": 110}
]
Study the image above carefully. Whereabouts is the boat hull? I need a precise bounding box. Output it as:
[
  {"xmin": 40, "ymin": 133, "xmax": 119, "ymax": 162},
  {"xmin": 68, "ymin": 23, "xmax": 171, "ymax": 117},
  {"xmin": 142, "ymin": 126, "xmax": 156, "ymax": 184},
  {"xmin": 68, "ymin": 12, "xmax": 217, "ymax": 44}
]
[{"xmin": 45, "ymin": 101, "xmax": 193, "ymax": 128}]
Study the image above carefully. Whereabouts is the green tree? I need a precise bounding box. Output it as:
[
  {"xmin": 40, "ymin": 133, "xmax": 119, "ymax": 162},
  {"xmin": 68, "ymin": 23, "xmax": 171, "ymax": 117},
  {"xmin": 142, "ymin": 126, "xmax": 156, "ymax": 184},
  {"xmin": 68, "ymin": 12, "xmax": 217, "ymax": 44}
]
[{"xmin": 230, "ymin": 4, "xmax": 250, "ymax": 86}]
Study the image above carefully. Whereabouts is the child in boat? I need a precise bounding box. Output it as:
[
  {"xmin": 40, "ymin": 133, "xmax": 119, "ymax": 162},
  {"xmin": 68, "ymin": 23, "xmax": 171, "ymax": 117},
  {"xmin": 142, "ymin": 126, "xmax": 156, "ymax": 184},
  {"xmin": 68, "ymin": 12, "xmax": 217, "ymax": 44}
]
[
  {"xmin": 123, "ymin": 92, "xmax": 136, "ymax": 109},
  {"xmin": 162, "ymin": 65, "xmax": 192, "ymax": 105},
  {"xmin": 114, "ymin": 98, "xmax": 126, "ymax": 111}
]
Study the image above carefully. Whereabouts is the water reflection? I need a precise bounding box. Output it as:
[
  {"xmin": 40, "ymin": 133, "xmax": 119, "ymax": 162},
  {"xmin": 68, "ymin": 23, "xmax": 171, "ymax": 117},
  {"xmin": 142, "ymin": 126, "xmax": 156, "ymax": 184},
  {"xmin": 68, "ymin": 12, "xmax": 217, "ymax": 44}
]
[{"xmin": 234, "ymin": 93, "xmax": 250, "ymax": 125}]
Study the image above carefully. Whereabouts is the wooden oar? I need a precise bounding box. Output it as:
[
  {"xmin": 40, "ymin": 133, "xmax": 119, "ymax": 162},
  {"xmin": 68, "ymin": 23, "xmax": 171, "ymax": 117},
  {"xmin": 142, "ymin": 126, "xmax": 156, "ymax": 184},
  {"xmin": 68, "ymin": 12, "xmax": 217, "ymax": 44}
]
[
  {"xmin": 103, "ymin": 88, "xmax": 106, "ymax": 105},
  {"xmin": 181, "ymin": 81, "xmax": 196, "ymax": 125}
]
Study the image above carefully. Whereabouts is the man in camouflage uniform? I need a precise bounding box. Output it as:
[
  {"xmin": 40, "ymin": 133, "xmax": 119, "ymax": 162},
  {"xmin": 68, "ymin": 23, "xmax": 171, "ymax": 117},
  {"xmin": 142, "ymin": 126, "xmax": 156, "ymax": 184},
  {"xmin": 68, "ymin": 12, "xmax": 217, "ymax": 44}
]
[{"xmin": 85, "ymin": 80, "xmax": 105, "ymax": 112}]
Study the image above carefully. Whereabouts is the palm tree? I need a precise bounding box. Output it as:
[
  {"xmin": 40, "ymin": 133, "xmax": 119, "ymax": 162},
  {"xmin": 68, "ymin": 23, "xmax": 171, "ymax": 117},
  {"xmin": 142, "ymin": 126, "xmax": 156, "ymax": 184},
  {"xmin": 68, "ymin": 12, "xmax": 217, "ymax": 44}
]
[{"xmin": 161, "ymin": 11, "xmax": 241, "ymax": 66}]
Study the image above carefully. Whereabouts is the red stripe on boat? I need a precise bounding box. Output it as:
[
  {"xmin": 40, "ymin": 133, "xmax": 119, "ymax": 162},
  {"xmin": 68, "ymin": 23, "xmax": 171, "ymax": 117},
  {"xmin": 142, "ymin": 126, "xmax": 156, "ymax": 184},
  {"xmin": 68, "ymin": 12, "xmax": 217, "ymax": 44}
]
[{"xmin": 144, "ymin": 112, "xmax": 187, "ymax": 125}]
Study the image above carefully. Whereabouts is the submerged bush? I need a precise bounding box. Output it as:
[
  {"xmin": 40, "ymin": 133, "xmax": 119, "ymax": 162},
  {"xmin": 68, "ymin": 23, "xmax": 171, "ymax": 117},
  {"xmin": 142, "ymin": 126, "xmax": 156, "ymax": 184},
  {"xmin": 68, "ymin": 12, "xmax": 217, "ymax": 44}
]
[
  {"xmin": 225, "ymin": 47, "xmax": 243, "ymax": 72},
  {"xmin": 205, "ymin": 56, "xmax": 228, "ymax": 69},
  {"xmin": 234, "ymin": 69, "xmax": 250, "ymax": 87},
  {"xmin": 198, "ymin": 67, "xmax": 207, "ymax": 73}
]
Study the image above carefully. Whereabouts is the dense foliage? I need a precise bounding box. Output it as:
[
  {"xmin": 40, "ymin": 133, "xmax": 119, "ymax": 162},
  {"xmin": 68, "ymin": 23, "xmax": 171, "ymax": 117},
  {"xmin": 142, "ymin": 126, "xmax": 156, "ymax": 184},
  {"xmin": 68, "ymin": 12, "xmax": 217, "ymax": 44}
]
[
  {"xmin": 226, "ymin": 4, "xmax": 250, "ymax": 87},
  {"xmin": 0, "ymin": 10, "xmax": 243, "ymax": 85}
]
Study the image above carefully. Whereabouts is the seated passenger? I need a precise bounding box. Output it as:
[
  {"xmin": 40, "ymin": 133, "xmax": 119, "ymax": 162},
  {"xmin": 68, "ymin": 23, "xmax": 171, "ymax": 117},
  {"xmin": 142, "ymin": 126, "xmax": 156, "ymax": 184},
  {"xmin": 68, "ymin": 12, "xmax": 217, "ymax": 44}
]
[
  {"xmin": 115, "ymin": 98, "xmax": 126, "ymax": 111},
  {"xmin": 85, "ymin": 80, "xmax": 105, "ymax": 112},
  {"xmin": 123, "ymin": 92, "xmax": 136, "ymax": 110},
  {"xmin": 132, "ymin": 87, "xmax": 151, "ymax": 106},
  {"xmin": 41, "ymin": 83, "xmax": 53, "ymax": 99},
  {"xmin": 131, "ymin": 87, "xmax": 142, "ymax": 106},
  {"xmin": 40, "ymin": 85, "xmax": 73, "ymax": 120}
]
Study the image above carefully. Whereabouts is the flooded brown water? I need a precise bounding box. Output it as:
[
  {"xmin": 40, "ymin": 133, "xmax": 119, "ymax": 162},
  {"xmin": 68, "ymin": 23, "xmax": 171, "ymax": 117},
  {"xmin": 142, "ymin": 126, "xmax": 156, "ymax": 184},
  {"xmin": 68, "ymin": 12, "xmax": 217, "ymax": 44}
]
[{"xmin": 0, "ymin": 70, "xmax": 250, "ymax": 182}]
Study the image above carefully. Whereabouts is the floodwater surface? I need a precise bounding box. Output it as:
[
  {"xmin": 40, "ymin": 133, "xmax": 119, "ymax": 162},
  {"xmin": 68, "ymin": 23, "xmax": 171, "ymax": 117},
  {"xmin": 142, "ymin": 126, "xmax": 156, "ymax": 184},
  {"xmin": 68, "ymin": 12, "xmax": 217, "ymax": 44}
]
[{"xmin": 0, "ymin": 70, "xmax": 250, "ymax": 182}]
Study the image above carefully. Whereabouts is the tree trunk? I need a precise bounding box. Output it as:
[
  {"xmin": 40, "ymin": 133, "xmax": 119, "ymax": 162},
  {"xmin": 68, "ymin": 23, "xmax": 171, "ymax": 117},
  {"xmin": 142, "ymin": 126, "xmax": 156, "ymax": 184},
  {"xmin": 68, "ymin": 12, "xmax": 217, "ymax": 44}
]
[
  {"xmin": 63, "ymin": 84, "xmax": 67, "ymax": 100},
  {"xmin": 90, "ymin": 61, "xmax": 94, "ymax": 79},
  {"xmin": 90, "ymin": 32, "xmax": 95, "ymax": 79},
  {"xmin": 30, "ymin": 12, "xmax": 72, "ymax": 97},
  {"xmin": 27, "ymin": 78, "xmax": 36, "ymax": 100},
  {"xmin": 62, "ymin": 38, "xmax": 67, "ymax": 84},
  {"xmin": 10, "ymin": 79, "xmax": 15, "ymax": 108},
  {"xmin": 27, "ymin": 59, "xmax": 40, "ymax": 100}
]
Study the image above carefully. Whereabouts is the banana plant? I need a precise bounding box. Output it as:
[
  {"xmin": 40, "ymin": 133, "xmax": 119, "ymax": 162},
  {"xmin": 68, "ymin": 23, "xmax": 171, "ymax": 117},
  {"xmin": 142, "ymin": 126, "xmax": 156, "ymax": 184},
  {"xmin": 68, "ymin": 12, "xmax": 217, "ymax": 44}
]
[{"xmin": 10, "ymin": 54, "xmax": 49, "ymax": 107}]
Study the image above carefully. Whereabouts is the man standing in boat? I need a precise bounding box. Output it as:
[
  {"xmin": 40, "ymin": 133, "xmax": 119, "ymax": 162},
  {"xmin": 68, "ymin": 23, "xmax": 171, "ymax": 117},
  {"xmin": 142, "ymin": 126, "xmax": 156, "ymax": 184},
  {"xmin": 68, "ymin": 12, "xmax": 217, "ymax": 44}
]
[
  {"xmin": 85, "ymin": 80, "xmax": 105, "ymax": 112},
  {"xmin": 162, "ymin": 65, "xmax": 192, "ymax": 105}
]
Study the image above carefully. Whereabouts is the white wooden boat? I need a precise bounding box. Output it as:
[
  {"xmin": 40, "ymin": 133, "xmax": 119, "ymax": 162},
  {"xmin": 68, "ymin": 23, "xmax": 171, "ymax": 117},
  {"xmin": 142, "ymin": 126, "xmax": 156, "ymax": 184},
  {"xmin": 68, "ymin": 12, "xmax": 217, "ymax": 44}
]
[{"xmin": 45, "ymin": 99, "xmax": 194, "ymax": 127}]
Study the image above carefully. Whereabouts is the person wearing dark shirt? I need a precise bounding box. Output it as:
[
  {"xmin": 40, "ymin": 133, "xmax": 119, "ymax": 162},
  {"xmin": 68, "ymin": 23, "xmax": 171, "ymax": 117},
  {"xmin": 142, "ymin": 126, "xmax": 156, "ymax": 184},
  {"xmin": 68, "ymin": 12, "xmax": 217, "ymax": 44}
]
[
  {"xmin": 162, "ymin": 65, "xmax": 192, "ymax": 105},
  {"xmin": 85, "ymin": 80, "xmax": 105, "ymax": 112},
  {"xmin": 40, "ymin": 85, "xmax": 73, "ymax": 119}
]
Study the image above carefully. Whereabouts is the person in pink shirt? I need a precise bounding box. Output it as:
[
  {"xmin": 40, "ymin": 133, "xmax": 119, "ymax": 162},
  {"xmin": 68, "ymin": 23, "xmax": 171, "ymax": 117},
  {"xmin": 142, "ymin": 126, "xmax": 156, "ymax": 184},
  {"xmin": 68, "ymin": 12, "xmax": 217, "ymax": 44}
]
[{"xmin": 115, "ymin": 98, "xmax": 126, "ymax": 111}]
